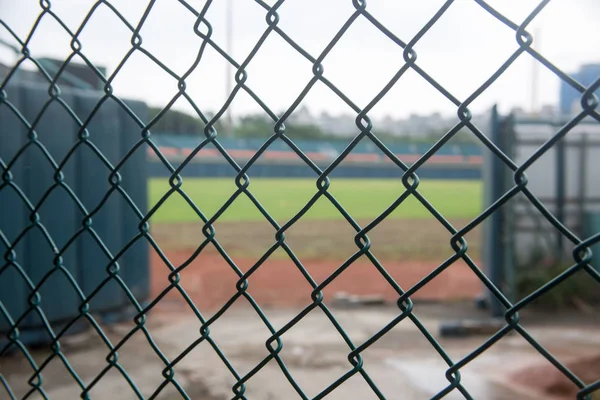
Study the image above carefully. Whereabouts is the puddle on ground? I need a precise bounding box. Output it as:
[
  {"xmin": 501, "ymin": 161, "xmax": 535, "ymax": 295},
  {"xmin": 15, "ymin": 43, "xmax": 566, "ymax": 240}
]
[{"xmin": 385, "ymin": 357, "xmax": 540, "ymax": 400}]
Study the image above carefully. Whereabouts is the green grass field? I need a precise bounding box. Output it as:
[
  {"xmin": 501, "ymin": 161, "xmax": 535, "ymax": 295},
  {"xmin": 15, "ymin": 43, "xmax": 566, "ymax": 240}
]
[{"xmin": 148, "ymin": 178, "xmax": 482, "ymax": 224}]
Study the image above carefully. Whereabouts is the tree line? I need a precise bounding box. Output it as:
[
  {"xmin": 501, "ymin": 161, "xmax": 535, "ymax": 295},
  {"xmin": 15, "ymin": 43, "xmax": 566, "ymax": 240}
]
[{"xmin": 148, "ymin": 107, "xmax": 479, "ymax": 145}]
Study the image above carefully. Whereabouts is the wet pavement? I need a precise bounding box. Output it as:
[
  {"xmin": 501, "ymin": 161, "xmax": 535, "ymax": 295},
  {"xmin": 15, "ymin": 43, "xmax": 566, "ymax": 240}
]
[{"xmin": 2, "ymin": 302, "xmax": 599, "ymax": 399}]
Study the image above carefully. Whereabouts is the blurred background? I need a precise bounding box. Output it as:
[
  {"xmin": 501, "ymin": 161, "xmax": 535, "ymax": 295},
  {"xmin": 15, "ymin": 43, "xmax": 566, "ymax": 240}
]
[{"xmin": 1, "ymin": 1, "xmax": 600, "ymax": 399}]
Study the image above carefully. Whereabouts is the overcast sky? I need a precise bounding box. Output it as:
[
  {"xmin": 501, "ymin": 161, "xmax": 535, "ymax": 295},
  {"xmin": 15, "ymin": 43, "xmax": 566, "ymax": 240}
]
[{"xmin": 1, "ymin": 0, "xmax": 600, "ymax": 121}]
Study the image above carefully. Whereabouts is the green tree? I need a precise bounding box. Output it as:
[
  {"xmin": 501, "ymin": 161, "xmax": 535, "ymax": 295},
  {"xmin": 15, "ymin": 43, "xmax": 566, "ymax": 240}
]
[
  {"xmin": 233, "ymin": 115, "xmax": 272, "ymax": 138},
  {"xmin": 148, "ymin": 107, "xmax": 223, "ymax": 135},
  {"xmin": 283, "ymin": 123, "xmax": 328, "ymax": 140},
  {"xmin": 233, "ymin": 115, "xmax": 330, "ymax": 140}
]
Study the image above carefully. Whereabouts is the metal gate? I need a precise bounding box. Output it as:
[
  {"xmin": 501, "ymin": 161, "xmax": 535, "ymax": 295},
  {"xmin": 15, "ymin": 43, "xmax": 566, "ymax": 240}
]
[{"xmin": 483, "ymin": 110, "xmax": 600, "ymax": 316}]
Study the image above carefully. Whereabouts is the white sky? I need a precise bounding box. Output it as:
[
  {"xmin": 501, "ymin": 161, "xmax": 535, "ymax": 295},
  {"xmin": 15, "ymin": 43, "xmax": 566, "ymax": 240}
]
[{"xmin": 1, "ymin": 0, "xmax": 599, "ymax": 121}]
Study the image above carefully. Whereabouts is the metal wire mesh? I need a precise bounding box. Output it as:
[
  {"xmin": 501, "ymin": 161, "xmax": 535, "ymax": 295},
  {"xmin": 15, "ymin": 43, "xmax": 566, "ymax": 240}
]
[{"xmin": 1, "ymin": 0, "xmax": 600, "ymax": 399}]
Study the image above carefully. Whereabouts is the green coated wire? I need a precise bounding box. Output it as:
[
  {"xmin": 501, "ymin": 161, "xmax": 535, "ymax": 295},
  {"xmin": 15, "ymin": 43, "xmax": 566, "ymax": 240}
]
[{"xmin": 0, "ymin": 0, "xmax": 599, "ymax": 399}]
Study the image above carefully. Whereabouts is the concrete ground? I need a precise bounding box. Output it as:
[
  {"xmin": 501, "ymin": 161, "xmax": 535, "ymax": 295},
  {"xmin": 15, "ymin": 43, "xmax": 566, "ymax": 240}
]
[{"xmin": 2, "ymin": 302, "xmax": 599, "ymax": 399}]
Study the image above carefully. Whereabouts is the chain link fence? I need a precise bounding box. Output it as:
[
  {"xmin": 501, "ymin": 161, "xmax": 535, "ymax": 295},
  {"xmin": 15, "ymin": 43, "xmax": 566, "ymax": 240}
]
[{"xmin": 1, "ymin": 0, "xmax": 600, "ymax": 399}]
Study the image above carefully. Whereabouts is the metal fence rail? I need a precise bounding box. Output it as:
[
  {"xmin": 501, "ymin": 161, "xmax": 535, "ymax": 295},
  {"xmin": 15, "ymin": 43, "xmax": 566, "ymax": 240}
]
[{"xmin": 1, "ymin": 1, "xmax": 600, "ymax": 399}]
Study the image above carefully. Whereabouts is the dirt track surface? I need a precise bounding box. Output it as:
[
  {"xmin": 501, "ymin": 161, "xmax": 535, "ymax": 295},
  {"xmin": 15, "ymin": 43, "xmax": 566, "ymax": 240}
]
[
  {"xmin": 151, "ymin": 251, "xmax": 482, "ymax": 311},
  {"xmin": 150, "ymin": 218, "xmax": 483, "ymax": 309}
]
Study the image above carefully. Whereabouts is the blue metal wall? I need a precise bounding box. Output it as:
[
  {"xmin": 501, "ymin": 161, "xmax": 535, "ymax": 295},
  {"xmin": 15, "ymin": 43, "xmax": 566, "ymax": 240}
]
[{"xmin": 0, "ymin": 82, "xmax": 149, "ymax": 341}]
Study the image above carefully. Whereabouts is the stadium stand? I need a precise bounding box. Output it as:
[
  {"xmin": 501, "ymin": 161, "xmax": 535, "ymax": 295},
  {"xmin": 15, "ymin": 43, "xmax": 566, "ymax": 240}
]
[{"xmin": 147, "ymin": 134, "xmax": 483, "ymax": 179}]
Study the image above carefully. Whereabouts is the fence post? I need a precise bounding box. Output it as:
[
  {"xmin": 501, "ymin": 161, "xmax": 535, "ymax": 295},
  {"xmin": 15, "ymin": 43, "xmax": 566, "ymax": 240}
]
[
  {"xmin": 483, "ymin": 106, "xmax": 504, "ymax": 317},
  {"xmin": 501, "ymin": 114, "xmax": 516, "ymax": 307},
  {"xmin": 578, "ymin": 134, "xmax": 588, "ymax": 238},
  {"xmin": 555, "ymin": 131, "xmax": 566, "ymax": 259}
]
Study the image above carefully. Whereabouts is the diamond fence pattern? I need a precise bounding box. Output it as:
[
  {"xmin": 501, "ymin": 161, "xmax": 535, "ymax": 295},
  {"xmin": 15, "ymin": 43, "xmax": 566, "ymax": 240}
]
[{"xmin": 1, "ymin": 0, "xmax": 600, "ymax": 399}]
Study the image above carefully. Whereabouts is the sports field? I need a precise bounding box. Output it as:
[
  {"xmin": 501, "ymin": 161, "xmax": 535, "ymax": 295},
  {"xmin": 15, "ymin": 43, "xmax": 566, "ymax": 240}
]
[
  {"xmin": 149, "ymin": 178, "xmax": 485, "ymax": 308},
  {"xmin": 148, "ymin": 178, "xmax": 482, "ymax": 223}
]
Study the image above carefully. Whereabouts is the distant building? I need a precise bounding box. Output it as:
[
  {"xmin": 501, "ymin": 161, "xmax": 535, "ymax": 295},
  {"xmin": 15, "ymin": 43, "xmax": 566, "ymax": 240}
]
[
  {"xmin": 511, "ymin": 104, "xmax": 558, "ymax": 120},
  {"xmin": 559, "ymin": 63, "xmax": 600, "ymax": 115},
  {"xmin": 285, "ymin": 105, "xmax": 488, "ymax": 140},
  {"xmin": 286, "ymin": 106, "xmax": 358, "ymax": 137}
]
